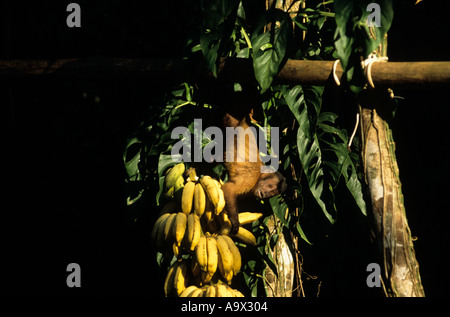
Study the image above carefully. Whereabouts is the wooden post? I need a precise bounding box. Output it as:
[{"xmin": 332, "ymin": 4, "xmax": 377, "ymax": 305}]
[{"xmin": 359, "ymin": 36, "xmax": 425, "ymax": 297}]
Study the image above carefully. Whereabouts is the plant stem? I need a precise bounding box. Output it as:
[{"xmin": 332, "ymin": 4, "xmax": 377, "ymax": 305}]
[{"xmin": 241, "ymin": 26, "xmax": 252, "ymax": 50}]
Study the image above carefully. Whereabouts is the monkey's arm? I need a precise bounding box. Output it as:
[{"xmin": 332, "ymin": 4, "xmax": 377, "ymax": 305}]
[{"xmin": 221, "ymin": 182, "xmax": 240, "ymax": 234}]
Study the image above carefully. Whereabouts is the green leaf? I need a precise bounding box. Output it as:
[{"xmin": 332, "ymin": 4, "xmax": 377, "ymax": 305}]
[
  {"xmin": 295, "ymin": 221, "xmax": 312, "ymax": 245},
  {"xmin": 342, "ymin": 157, "xmax": 367, "ymax": 215},
  {"xmin": 201, "ymin": 0, "xmax": 240, "ymax": 29},
  {"xmin": 334, "ymin": 143, "xmax": 367, "ymax": 216},
  {"xmin": 200, "ymin": 0, "xmax": 240, "ymax": 77},
  {"xmin": 200, "ymin": 29, "xmax": 223, "ymax": 77},
  {"xmin": 364, "ymin": 0, "xmax": 393, "ymax": 55},
  {"xmin": 334, "ymin": 0, "xmax": 394, "ymax": 91},
  {"xmin": 269, "ymin": 196, "xmax": 289, "ymax": 226},
  {"xmin": 318, "ymin": 113, "xmax": 367, "ymax": 215},
  {"xmin": 319, "ymin": 123, "xmax": 367, "ymax": 216},
  {"xmin": 283, "ymin": 85, "xmax": 337, "ymax": 223},
  {"xmin": 123, "ymin": 137, "xmax": 143, "ymax": 180},
  {"xmin": 251, "ymin": 9, "xmax": 292, "ymax": 92}
]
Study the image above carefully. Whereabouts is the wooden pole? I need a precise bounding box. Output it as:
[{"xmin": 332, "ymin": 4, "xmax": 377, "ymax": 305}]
[
  {"xmin": 359, "ymin": 36, "xmax": 425, "ymax": 297},
  {"xmin": 0, "ymin": 58, "xmax": 449, "ymax": 86},
  {"xmin": 277, "ymin": 60, "xmax": 450, "ymax": 86},
  {"xmin": 360, "ymin": 100, "xmax": 426, "ymax": 297}
]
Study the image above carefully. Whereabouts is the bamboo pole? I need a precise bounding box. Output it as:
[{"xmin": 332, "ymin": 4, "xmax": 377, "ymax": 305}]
[{"xmin": 0, "ymin": 58, "xmax": 449, "ymax": 86}]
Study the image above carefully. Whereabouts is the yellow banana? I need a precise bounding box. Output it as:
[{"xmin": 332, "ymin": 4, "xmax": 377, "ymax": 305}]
[
  {"xmin": 215, "ymin": 284, "xmax": 228, "ymax": 297},
  {"xmin": 173, "ymin": 260, "xmax": 189, "ymax": 296},
  {"xmin": 151, "ymin": 213, "xmax": 171, "ymax": 243},
  {"xmin": 222, "ymin": 235, "xmax": 241, "ymax": 275},
  {"xmin": 218, "ymin": 212, "xmax": 262, "ymax": 235},
  {"xmin": 218, "ymin": 212, "xmax": 232, "ymax": 235},
  {"xmin": 173, "ymin": 175, "xmax": 185, "ymax": 203},
  {"xmin": 193, "ymin": 182, "xmax": 206, "ymax": 217},
  {"xmin": 225, "ymin": 285, "xmax": 237, "ymax": 297},
  {"xmin": 239, "ymin": 212, "xmax": 263, "ymax": 225},
  {"xmin": 164, "ymin": 163, "xmax": 185, "ymax": 192},
  {"xmin": 173, "ymin": 243, "xmax": 181, "ymax": 259},
  {"xmin": 217, "ymin": 254, "xmax": 234, "ymax": 285},
  {"xmin": 186, "ymin": 213, "xmax": 201, "ymax": 251},
  {"xmin": 232, "ymin": 288, "xmax": 245, "ymax": 297},
  {"xmin": 174, "ymin": 175, "xmax": 185, "ymax": 191},
  {"xmin": 200, "ymin": 176, "xmax": 220, "ymax": 212},
  {"xmin": 188, "ymin": 288, "xmax": 204, "ymax": 297},
  {"xmin": 194, "ymin": 236, "xmax": 208, "ymax": 274},
  {"xmin": 179, "ymin": 285, "xmax": 199, "ymax": 297},
  {"xmin": 204, "ymin": 194, "xmax": 214, "ymax": 212},
  {"xmin": 163, "ymin": 262, "xmax": 178, "ymax": 297},
  {"xmin": 232, "ymin": 226, "xmax": 257, "ymax": 246},
  {"xmin": 204, "ymin": 285, "xmax": 216, "ymax": 297},
  {"xmin": 212, "ymin": 179, "xmax": 225, "ymax": 215},
  {"xmin": 186, "ymin": 167, "xmax": 198, "ymax": 182},
  {"xmin": 156, "ymin": 213, "xmax": 172, "ymax": 249},
  {"xmin": 217, "ymin": 210, "xmax": 229, "ymax": 225},
  {"xmin": 181, "ymin": 180, "xmax": 195, "ymax": 215},
  {"xmin": 164, "ymin": 185, "xmax": 175, "ymax": 199},
  {"xmin": 163, "ymin": 213, "xmax": 177, "ymax": 242},
  {"xmin": 217, "ymin": 188, "xmax": 225, "ymax": 215},
  {"xmin": 203, "ymin": 210, "xmax": 214, "ymax": 224},
  {"xmin": 216, "ymin": 235, "xmax": 234, "ymax": 284},
  {"xmin": 204, "ymin": 236, "xmax": 218, "ymax": 284},
  {"xmin": 172, "ymin": 212, "xmax": 187, "ymax": 247}
]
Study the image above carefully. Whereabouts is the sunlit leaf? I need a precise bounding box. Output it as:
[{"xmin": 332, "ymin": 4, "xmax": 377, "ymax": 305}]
[{"xmin": 251, "ymin": 9, "xmax": 292, "ymax": 92}]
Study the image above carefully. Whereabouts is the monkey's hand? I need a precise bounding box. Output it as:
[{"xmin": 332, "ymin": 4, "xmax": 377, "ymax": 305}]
[{"xmin": 229, "ymin": 211, "xmax": 240, "ymax": 235}]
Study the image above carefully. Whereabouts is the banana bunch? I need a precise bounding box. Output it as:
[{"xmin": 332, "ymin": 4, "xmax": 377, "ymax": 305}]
[
  {"xmin": 153, "ymin": 208, "xmax": 261, "ymax": 288},
  {"xmin": 180, "ymin": 283, "xmax": 245, "ymax": 297},
  {"xmin": 181, "ymin": 175, "xmax": 225, "ymax": 217},
  {"xmin": 164, "ymin": 260, "xmax": 190, "ymax": 297},
  {"xmin": 152, "ymin": 211, "xmax": 201, "ymax": 256},
  {"xmin": 157, "ymin": 164, "xmax": 264, "ymax": 297},
  {"xmin": 199, "ymin": 176, "xmax": 225, "ymax": 215},
  {"xmin": 192, "ymin": 234, "xmax": 242, "ymax": 285}
]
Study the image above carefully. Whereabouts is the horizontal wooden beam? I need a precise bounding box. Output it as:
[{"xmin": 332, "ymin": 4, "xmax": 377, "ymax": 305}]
[
  {"xmin": 0, "ymin": 58, "xmax": 191, "ymax": 80},
  {"xmin": 276, "ymin": 59, "xmax": 450, "ymax": 86},
  {"xmin": 0, "ymin": 58, "xmax": 449, "ymax": 86}
]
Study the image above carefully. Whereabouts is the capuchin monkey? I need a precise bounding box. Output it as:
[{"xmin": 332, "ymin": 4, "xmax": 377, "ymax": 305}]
[{"xmin": 222, "ymin": 110, "xmax": 287, "ymax": 234}]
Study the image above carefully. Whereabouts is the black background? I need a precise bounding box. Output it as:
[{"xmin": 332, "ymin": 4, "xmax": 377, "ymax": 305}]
[{"xmin": 1, "ymin": 0, "xmax": 449, "ymax": 297}]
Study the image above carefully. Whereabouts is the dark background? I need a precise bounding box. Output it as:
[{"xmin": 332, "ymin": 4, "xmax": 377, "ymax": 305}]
[{"xmin": 1, "ymin": 0, "xmax": 448, "ymax": 296}]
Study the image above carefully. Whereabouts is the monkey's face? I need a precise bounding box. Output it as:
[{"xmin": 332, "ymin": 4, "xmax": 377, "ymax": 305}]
[{"xmin": 252, "ymin": 172, "xmax": 287, "ymax": 199}]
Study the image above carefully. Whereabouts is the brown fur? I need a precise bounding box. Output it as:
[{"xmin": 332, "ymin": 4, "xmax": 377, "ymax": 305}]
[{"xmin": 222, "ymin": 112, "xmax": 286, "ymax": 234}]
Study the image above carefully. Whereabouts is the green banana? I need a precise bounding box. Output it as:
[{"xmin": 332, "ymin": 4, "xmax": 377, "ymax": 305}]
[{"xmin": 164, "ymin": 163, "xmax": 185, "ymax": 194}]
